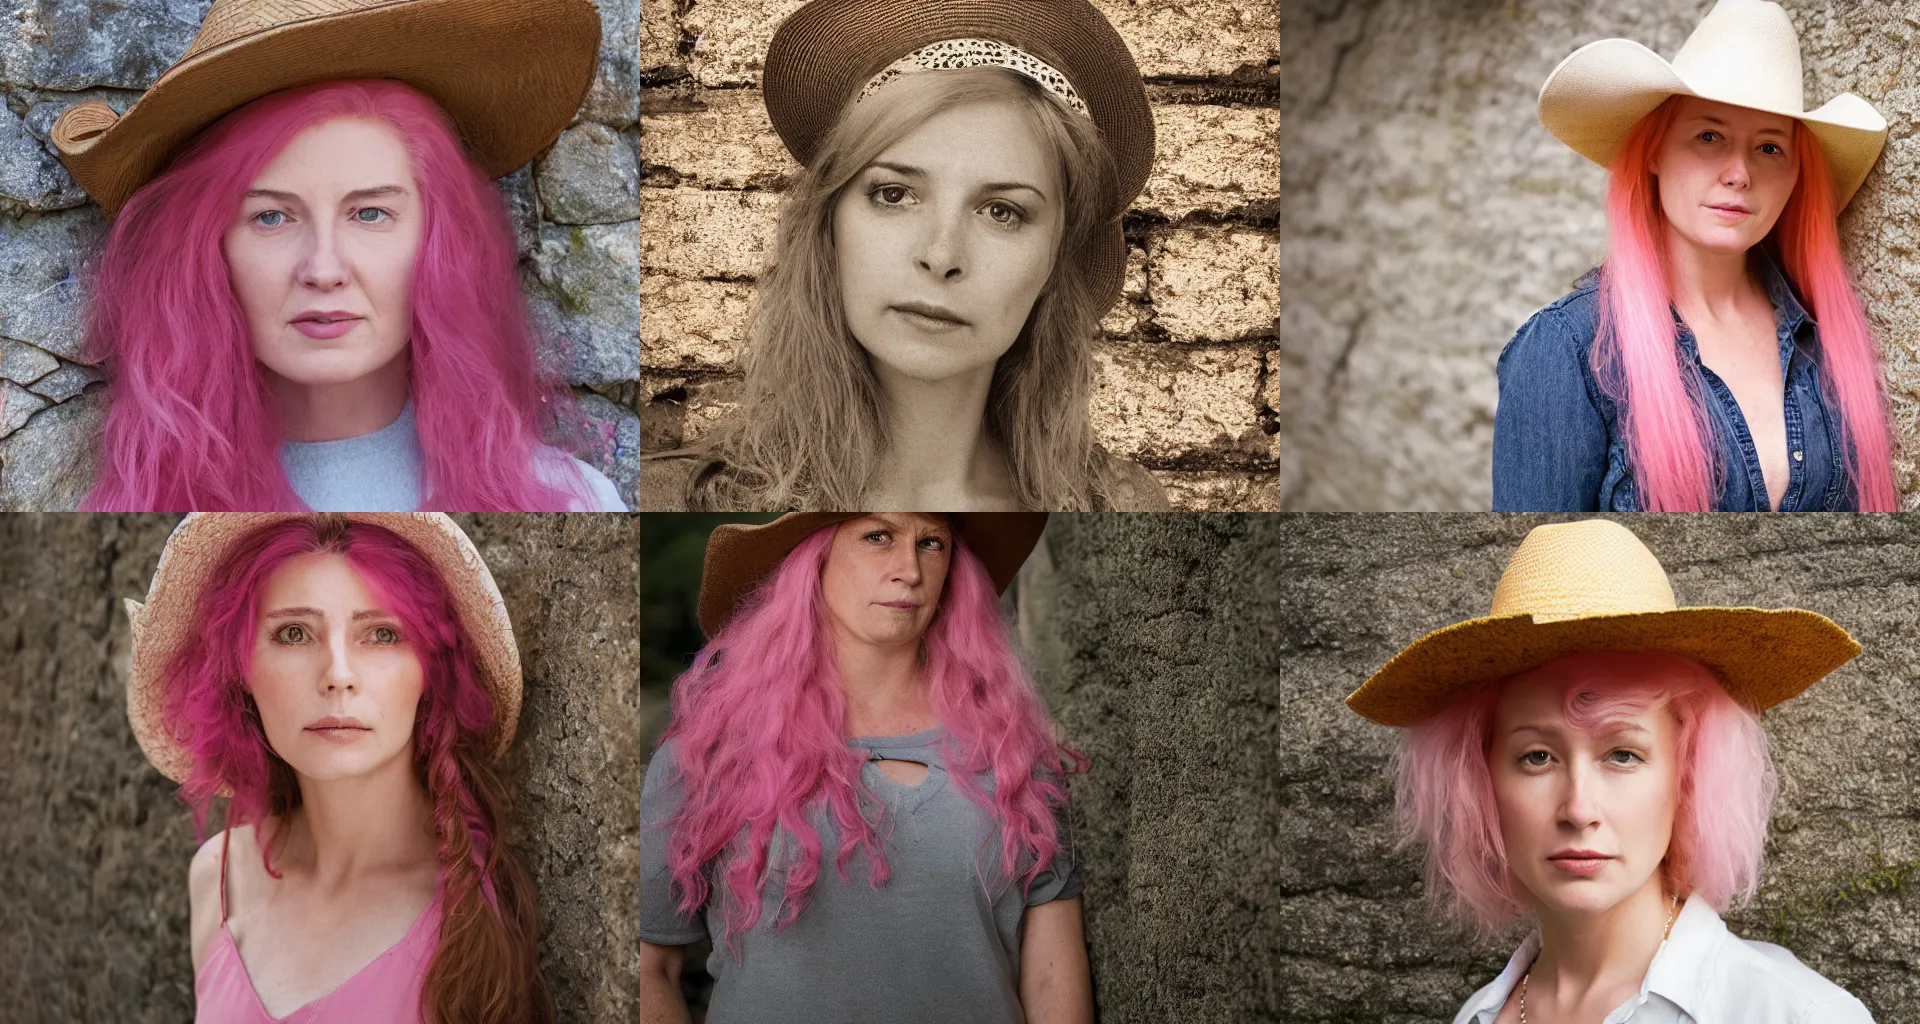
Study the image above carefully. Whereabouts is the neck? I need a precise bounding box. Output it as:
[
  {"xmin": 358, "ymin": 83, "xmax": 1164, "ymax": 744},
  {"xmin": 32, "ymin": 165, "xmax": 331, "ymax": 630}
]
[
  {"xmin": 1531, "ymin": 876, "xmax": 1675, "ymax": 1004},
  {"xmin": 270, "ymin": 354, "xmax": 411, "ymax": 443},
  {"xmin": 1664, "ymin": 227, "xmax": 1762, "ymax": 321},
  {"xmin": 866, "ymin": 362, "xmax": 1015, "ymax": 510},
  {"xmin": 831, "ymin": 626, "xmax": 931, "ymax": 735},
  {"xmin": 283, "ymin": 748, "xmax": 435, "ymax": 891}
]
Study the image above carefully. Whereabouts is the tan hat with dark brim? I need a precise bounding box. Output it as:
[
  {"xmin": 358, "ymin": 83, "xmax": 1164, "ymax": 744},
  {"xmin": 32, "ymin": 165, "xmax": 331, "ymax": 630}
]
[
  {"xmin": 126, "ymin": 513, "xmax": 523, "ymax": 790},
  {"xmin": 1538, "ymin": 0, "xmax": 1887, "ymax": 210},
  {"xmin": 761, "ymin": 0, "xmax": 1154, "ymax": 309},
  {"xmin": 697, "ymin": 512, "xmax": 1049, "ymax": 637},
  {"xmin": 1346, "ymin": 519, "xmax": 1860, "ymax": 727},
  {"xmin": 52, "ymin": 0, "xmax": 602, "ymax": 218}
]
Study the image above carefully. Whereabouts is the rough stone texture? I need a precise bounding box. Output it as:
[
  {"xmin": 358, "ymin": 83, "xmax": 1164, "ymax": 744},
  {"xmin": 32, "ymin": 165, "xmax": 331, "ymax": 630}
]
[
  {"xmin": 0, "ymin": 513, "xmax": 639, "ymax": 1023},
  {"xmin": 640, "ymin": 1, "xmax": 1280, "ymax": 510},
  {"xmin": 1283, "ymin": 1, "xmax": 1920, "ymax": 510},
  {"xmin": 0, "ymin": 0, "xmax": 641, "ymax": 510},
  {"xmin": 1018, "ymin": 514, "xmax": 1920, "ymax": 1022}
]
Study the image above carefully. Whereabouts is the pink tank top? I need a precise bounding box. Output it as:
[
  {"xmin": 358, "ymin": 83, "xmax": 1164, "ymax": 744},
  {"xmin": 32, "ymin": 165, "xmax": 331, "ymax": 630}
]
[{"xmin": 195, "ymin": 828, "xmax": 443, "ymax": 1024}]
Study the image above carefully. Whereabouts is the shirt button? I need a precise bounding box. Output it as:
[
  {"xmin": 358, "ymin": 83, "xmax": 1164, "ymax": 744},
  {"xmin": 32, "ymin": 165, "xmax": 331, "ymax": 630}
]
[{"xmin": 1793, "ymin": 451, "xmax": 1804, "ymax": 462}]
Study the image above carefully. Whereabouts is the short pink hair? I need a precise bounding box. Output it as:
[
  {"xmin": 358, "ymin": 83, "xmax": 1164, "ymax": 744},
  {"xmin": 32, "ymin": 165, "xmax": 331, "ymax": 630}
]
[{"xmin": 1395, "ymin": 651, "xmax": 1776, "ymax": 934}]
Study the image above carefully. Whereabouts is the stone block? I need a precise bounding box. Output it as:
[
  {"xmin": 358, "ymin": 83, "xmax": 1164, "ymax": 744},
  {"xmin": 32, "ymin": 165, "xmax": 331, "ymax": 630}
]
[
  {"xmin": 1091, "ymin": 0, "xmax": 1279, "ymax": 79},
  {"xmin": 0, "ymin": 99, "xmax": 86, "ymax": 211},
  {"xmin": 0, "ymin": 0, "xmax": 204, "ymax": 91},
  {"xmin": 684, "ymin": 0, "xmax": 806, "ymax": 87},
  {"xmin": 25, "ymin": 361, "xmax": 101, "ymax": 403},
  {"xmin": 575, "ymin": 391, "xmax": 641, "ymax": 509},
  {"xmin": 581, "ymin": 0, "xmax": 642, "ymax": 127},
  {"xmin": 1, "ymin": 380, "xmax": 49, "ymax": 439},
  {"xmin": 640, "ymin": 276, "xmax": 753, "ymax": 371},
  {"xmin": 0, "ymin": 339, "xmax": 59, "ymax": 386},
  {"xmin": 640, "ymin": 0, "xmax": 683, "ymax": 75},
  {"xmin": 1150, "ymin": 469, "xmax": 1281, "ymax": 511},
  {"xmin": 639, "ymin": 89, "xmax": 793, "ymax": 190},
  {"xmin": 1090, "ymin": 341, "xmax": 1272, "ymax": 463},
  {"xmin": 524, "ymin": 221, "xmax": 641, "ymax": 385},
  {"xmin": 537, "ymin": 122, "xmax": 641, "ymax": 224},
  {"xmin": 639, "ymin": 186, "xmax": 782, "ymax": 280},
  {"xmin": 0, "ymin": 388, "xmax": 99, "ymax": 509},
  {"xmin": 1137, "ymin": 103, "xmax": 1280, "ymax": 218},
  {"xmin": 1147, "ymin": 226, "xmax": 1279, "ymax": 343},
  {"xmin": 0, "ymin": 206, "xmax": 107, "ymax": 361}
]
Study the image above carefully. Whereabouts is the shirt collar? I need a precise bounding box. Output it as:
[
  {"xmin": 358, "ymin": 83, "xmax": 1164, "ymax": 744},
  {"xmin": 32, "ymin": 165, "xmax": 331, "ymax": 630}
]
[{"xmin": 1671, "ymin": 250, "xmax": 1813, "ymax": 374}]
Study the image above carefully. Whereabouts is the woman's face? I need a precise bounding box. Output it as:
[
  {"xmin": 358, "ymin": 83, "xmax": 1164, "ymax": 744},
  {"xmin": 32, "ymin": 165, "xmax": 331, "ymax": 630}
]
[
  {"xmin": 224, "ymin": 116, "xmax": 424, "ymax": 391},
  {"xmin": 832, "ymin": 97, "xmax": 1065, "ymax": 384},
  {"xmin": 819, "ymin": 513, "xmax": 954, "ymax": 649},
  {"xmin": 1489, "ymin": 672, "xmax": 1681, "ymax": 921},
  {"xmin": 1653, "ymin": 96, "xmax": 1800, "ymax": 258},
  {"xmin": 247, "ymin": 551, "xmax": 425, "ymax": 783}
]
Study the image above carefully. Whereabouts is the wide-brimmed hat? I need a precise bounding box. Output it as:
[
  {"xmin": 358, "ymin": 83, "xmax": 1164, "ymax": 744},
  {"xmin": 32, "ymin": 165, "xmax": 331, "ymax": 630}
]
[
  {"xmin": 761, "ymin": 0, "xmax": 1154, "ymax": 307},
  {"xmin": 126, "ymin": 513, "xmax": 523, "ymax": 788},
  {"xmin": 1538, "ymin": 0, "xmax": 1887, "ymax": 210},
  {"xmin": 1346, "ymin": 519, "xmax": 1859, "ymax": 727},
  {"xmin": 697, "ymin": 512, "xmax": 1049, "ymax": 636},
  {"xmin": 51, "ymin": 0, "xmax": 602, "ymax": 218}
]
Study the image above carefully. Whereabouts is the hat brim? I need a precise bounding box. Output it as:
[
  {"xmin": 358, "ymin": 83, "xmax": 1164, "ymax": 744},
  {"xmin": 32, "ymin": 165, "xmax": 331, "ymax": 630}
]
[
  {"xmin": 761, "ymin": 0, "xmax": 1152, "ymax": 308},
  {"xmin": 696, "ymin": 512, "xmax": 1049, "ymax": 637},
  {"xmin": 126, "ymin": 513, "xmax": 523, "ymax": 790},
  {"xmin": 1345, "ymin": 605, "xmax": 1860, "ymax": 727},
  {"xmin": 52, "ymin": 0, "xmax": 601, "ymax": 218},
  {"xmin": 1538, "ymin": 38, "xmax": 1889, "ymax": 210}
]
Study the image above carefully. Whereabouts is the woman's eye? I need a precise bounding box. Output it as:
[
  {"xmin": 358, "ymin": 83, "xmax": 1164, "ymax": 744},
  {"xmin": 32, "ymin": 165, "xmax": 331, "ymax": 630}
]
[
  {"xmin": 253, "ymin": 210, "xmax": 287, "ymax": 228},
  {"xmin": 917, "ymin": 537, "xmax": 947, "ymax": 551},
  {"xmin": 1606, "ymin": 749, "xmax": 1645, "ymax": 766},
  {"xmin": 1759, "ymin": 142, "xmax": 1784, "ymax": 156},
  {"xmin": 870, "ymin": 184, "xmax": 912, "ymax": 206},
  {"xmin": 353, "ymin": 207, "xmax": 390, "ymax": 224},
  {"xmin": 982, "ymin": 200, "xmax": 1025, "ymax": 226},
  {"xmin": 1698, "ymin": 130, "xmax": 1721, "ymax": 144},
  {"xmin": 863, "ymin": 530, "xmax": 890, "ymax": 544},
  {"xmin": 273, "ymin": 623, "xmax": 309, "ymax": 644},
  {"xmin": 1519, "ymin": 750, "xmax": 1552, "ymax": 768},
  {"xmin": 368, "ymin": 625, "xmax": 401, "ymax": 645}
]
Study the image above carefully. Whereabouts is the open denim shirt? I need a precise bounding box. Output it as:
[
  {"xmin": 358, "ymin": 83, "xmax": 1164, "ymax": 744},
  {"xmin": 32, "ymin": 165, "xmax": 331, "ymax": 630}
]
[{"xmin": 1493, "ymin": 255, "xmax": 1854, "ymax": 511}]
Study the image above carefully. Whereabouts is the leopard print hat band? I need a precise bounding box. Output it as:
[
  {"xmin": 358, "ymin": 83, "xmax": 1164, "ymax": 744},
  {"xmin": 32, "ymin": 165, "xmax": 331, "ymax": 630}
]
[{"xmin": 858, "ymin": 38, "xmax": 1091, "ymax": 116}]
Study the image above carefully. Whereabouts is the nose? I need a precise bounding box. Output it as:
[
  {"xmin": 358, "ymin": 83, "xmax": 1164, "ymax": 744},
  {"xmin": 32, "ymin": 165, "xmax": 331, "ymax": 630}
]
[
  {"xmin": 915, "ymin": 208, "xmax": 966, "ymax": 282},
  {"xmin": 298, "ymin": 218, "xmax": 350, "ymax": 291},
  {"xmin": 1557, "ymin": 761, "xmax": 1601, "ymax": 832},
  {"xmin": 1720, "ymin": 150, "xmax": 1752, "ymax": 191},
  {"xmin": 321, "ymin": 629, "xmax": 358, "ymax": 695},
  {"xmin": 885, "ymin": 540, "xmax": 925, "ymax": 587}
]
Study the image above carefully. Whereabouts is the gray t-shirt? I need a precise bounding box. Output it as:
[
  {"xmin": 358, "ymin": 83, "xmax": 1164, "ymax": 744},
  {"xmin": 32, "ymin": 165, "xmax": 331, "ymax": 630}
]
[{"xmin": 641, "ymin": 727, "xmax": 1083, "ymax": 1024}]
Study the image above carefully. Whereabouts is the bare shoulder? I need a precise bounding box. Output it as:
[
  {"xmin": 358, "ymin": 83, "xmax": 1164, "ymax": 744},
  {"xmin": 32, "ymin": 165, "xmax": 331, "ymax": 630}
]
[
  {"xmin": 1096, "ymin": 453, "xmax": 1171, "ymax": 511},
  {"xmin": 188, "ymin": 823, "xmax": 258, "ymax": 971}
]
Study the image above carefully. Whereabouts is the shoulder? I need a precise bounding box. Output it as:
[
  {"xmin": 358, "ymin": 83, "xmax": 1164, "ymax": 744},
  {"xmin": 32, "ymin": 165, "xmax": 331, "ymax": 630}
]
[
  {"xmin": 1094, "ymin": 452, "xmax": 1170, "ymax": 511},
  {"xmin": 1705, "ymin": 932, "xmax": 1873, "ymax": 1022},
  {"xmin": 1501, "ymin": 276, "xmax": 1604, "ymax": 366},
  {"xmin": 189, "ymin": 822, "xmax": 268, "ymax": 969},
  {"xmin": 534, "ymin": 446, "xmax": 628, "ymax": 511},
  {"xmin": 638, "ymin": 456, "xmax": 699, "ymax": 511}
]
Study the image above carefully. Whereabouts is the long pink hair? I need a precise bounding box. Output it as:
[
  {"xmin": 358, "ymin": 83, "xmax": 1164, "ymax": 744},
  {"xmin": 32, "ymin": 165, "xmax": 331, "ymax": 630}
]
[
  {"xmin": 83, "ymin": 79, "xmax": 587, "ymax": 511},
  {"xmin": 1595, "ymin": 96, "xmax": 1896, "ymax": 511},
  {"xmin": 159, "ymin": 516, "xmax": 552, "ymax": 1021},
  {"xmin": 1396, "ymin": 652, "xmax": 1776, "ymax": 934},
  {"xmin": 662, "ymin": 524, "xmax": 1084, "ymax": 949}
]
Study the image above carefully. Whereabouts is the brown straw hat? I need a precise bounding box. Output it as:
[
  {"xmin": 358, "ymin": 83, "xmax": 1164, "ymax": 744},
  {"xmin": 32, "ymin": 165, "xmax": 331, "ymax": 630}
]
[
  {"xmin": 126, "ymin": 513, "xmax": 523, "ymax": 788},
  {"xmin": 51, "ymin": 0, "xmax": 602, "ymax": 218},
  {"xmin": 1346, "ymin": 519, "xmax": 1859, "ymax": 727},
  {"xmin": 761, "ymin": 0, "xmax": 1155, "ymax": 307},
  {"xmin": 697, "ymin": 512, "xmax": 1049, "ymax": 636}
]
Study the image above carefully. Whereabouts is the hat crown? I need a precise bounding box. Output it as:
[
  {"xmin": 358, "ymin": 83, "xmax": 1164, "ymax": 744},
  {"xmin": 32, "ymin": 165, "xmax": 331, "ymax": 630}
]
[
  {"xmin": 1669, "ymin": 0, "xmax": 1805, "ymax": 114},
  {"xmin": 1489, "ymin": 520, "xmax": 1677, "ymax": 623},
  {"xmin": 184, "ymin": 0, "xmax": 399, "ymax": 62}
]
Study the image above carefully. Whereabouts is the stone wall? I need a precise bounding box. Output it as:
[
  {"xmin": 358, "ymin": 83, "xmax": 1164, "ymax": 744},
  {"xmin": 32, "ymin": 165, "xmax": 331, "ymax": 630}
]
[
  {"xmin": 0, "ymin": 0, "xmax": 641, "ymax": 510},
  {"xmin": 1282, "ymin": 0, "xmax": 1920, "ymax": 510},
  {"xmin": 1019, "ymin": 513, "xmax": 1920, "ymax": 1021},
  {"xmin": 0, "ymin": 513, "xmax": 639, "ymax": 1023},
  {"xmin": 638, "ymin": 0, "xmax": 1281, "ymax": 511}
]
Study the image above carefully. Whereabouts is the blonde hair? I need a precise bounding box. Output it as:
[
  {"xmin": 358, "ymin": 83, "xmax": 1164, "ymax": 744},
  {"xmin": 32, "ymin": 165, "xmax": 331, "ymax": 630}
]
[{"xmin": 677, "ymin": 66, "xmax": 1123, "ymax": 510}]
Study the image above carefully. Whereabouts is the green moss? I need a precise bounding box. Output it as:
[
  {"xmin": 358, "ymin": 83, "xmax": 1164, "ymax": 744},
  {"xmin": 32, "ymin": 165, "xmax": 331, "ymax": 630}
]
[{"xmin": 1759, "ymin": 850, "xmax": 1920, "ymax": 946}]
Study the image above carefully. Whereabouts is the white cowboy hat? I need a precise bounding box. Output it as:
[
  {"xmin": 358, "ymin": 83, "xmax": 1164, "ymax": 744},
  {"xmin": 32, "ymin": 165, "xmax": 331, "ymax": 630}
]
[{"xmin": 1538, "ymin": 0, "xmax": 1887, "ymax": 210}]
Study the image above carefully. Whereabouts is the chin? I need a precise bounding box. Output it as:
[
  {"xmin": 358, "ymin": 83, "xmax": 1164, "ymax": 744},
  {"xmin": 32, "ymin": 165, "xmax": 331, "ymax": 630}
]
[{"xmin": 857, "ymin": 336, "xmax": 1010, "ymax": 383}]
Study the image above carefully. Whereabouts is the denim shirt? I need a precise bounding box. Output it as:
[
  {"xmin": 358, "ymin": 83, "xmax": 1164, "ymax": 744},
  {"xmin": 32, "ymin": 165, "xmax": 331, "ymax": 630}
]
[{"xmin": 1492, "ymin": 255, "xmax": 1854, "ymax": 511}]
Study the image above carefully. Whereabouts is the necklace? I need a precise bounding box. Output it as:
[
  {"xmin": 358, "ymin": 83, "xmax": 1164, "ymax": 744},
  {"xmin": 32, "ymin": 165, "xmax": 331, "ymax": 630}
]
[{"xmin": 1518, "ymin": 892, "xmax": 1679, "ymax": 1024}]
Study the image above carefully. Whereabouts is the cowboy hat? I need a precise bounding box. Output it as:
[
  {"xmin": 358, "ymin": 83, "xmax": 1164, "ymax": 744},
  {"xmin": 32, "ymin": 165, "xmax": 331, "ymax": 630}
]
[
  {"xmin": 760, "ymin": 0, "xmax": 1154, "ymax": 308},
  {"xmin": 126, "ymin": 513, "xmax": 523, "ymax": 788},
  {"xmin": 697, "ymin": 512, "xmax": 1049, "ymax": 636},
  {"xmin": 1538, "ymin": 0, "xmax": 1887, "ymax": 209},
  {"xmin": 51, "ymin": 0, "xmax": 602, "ymax": 218},
  {"xmin": 1346, "ymin": 518, "xmax": 1859, "ymax": 727}
]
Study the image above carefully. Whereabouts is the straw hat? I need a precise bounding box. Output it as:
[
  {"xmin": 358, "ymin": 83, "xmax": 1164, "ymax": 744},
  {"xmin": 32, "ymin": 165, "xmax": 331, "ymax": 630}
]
[
  {"xmin": 697, "ymin": 512, "xmax": 1048, "ymax": 636},
  {"xmin": 1538, "ymin": 0, "xmax": 1887, "ymax": 209},
  {"xmin": 126, "ymin": 513, "xmax": 523, "ymax": 788},
  {"xmin": 51, "ymin": 0, "xmax": 602, "ymax": 218},
  {"xmin": 1346, "ymin": 519, "xmax": 1859, "ymax": 727},
  {"xmin": 761, "ymin": 0, "xmax": 1155, "ymax": 307}
]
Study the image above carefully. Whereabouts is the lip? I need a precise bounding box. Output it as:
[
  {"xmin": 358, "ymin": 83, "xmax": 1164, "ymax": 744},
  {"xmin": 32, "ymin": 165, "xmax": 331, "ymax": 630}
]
[
  {"xmin": 889, "ymin": 302, "xmax": 971, "ymax": 330},
  {"xmin": 290, "ymin": 310, "xmax": 365, "ymax": 340},
  {"xmin": 304, "ymin": 715, "xmax": 372, "ymax": 740},
  {"xmin": 877, "ymin": 601, "xmax": 920, "ymax": 611},
  {"xmin": 1547, "ymin": 849, "xmax": 1613, "ymax": 876},
  {"xmin": 1704, "ymin": 201, "xmax": 1752, "ymax": 218}
]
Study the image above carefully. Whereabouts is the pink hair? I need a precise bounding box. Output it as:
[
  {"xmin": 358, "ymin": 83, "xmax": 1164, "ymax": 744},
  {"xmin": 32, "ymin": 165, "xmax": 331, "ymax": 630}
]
[
  {"xmin": 1396, "ymin": 652, "xmax": 1776, "ymax": 934},
  {"xmin": 1594, "ymin": 96, "xmax": 1896, "ymax": 511},
  {"xmin": 82, "ymin": 79, "xmax": 588, "ymax": 511},
  {"xmin": 662, "ymin": 524, "xmax": 1085, "ymax": 950}
]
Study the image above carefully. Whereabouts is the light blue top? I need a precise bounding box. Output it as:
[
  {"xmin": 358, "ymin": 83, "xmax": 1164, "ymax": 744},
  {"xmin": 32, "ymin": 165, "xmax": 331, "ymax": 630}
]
[{"xmin": 279, "ymin": 402, "xmax": 626, "ymax": 512}]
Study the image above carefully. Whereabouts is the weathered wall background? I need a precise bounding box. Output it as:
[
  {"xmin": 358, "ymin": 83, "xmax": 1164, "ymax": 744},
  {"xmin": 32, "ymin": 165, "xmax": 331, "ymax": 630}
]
[
  {"xmin": 0, "ymin": 513, "xmax": 639, "ymax": 1023},
  {"xmin": 1020, "ymin": 514, "xmax": 1920, "ymax": 1021},
  {"xmin": 1282, "ymin": 1, "xmax": 1920, "ymax": 510},
  {"xmin": 0, "ymin": 0, "xmax": 641, "ymax": 510},
  {"xmin": 639, "ymin": 0, "xmax": 1281, "ymax": 511}
]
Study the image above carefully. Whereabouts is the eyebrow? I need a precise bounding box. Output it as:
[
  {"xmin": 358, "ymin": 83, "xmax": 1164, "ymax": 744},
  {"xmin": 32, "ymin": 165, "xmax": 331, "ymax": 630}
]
[
  {"xmin": 864, "ymin": 162, "xmax": 1050, "ymax": 202},
  {"xmin": 263, "ymin": 607, "xmax": 393, "ymax": 621},
  {"xmin": 243, "ymin": 184, "xmax": 412, "ymax": 203},
  {"xmin": 1689, "ymin": 115, "xmax": 1790, "ymax": 138}
]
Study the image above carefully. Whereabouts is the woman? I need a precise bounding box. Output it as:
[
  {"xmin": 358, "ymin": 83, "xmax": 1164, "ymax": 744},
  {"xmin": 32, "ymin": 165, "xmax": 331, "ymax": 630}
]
[
  {"xmin": 639, "ymin": 513, "xmax": 1093, "ymax": 1023},
  {"xmin": 126, "ymin": 512, "xmax": 551, "ymax": 1021},
  {"xmin": 643, "ymin": 0, "xmax": 1168, "ymax": 511},
  {"xmin": 1347, "ymin": 518, "xmax": 1871, "ymax": 1022},
  {"xmin": 1493, "ymin": 0, "xmax": 1896, "ymax": 511},
  {"xmin": 52, "ymin": 0, "xmax": 625, "ymax": 511}
]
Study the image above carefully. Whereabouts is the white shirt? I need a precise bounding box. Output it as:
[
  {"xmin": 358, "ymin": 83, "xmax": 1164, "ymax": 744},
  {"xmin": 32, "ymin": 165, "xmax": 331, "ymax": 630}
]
[{"xmin": 1453, "ymin": 896, "xmax": 1873, "ymax": 1024}]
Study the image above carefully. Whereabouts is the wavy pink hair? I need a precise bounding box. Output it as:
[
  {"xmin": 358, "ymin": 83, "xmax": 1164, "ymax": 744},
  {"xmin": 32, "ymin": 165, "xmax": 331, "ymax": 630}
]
[
  {"xmin": 662, "ymin": 524, "xmax": 1084, "ymax": 950},
  {"xmin": 1595, "ymin": 96, "xmax": 1896, "ymax": 511},
  {"xmin": 83, "ymin": 79, "xmax": 588, "ymax": 511},
  {"xmin": 1396, "ymin": 652, "xmax": 1776, "ymax": 935}
]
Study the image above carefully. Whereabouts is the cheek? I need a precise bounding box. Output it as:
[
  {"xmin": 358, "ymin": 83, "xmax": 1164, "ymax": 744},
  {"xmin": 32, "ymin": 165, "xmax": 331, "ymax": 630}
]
[{"xmin": 224, "ymin": 237, "xmax": 288, "ymax": 318}]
